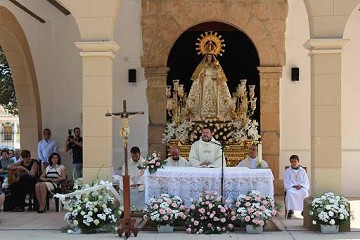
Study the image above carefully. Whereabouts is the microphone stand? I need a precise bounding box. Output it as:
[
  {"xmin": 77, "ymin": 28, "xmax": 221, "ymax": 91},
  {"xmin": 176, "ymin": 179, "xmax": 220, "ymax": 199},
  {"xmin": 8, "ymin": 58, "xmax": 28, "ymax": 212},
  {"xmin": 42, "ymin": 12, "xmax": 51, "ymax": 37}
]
[{"xmin": 209, "ymin": 140, "xmax": 226, "ymax": 202}]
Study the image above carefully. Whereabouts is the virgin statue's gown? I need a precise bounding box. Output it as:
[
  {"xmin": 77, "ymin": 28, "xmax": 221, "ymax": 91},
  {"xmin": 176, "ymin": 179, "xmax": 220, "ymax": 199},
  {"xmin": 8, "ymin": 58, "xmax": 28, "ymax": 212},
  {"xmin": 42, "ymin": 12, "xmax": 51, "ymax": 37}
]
[{"xmin": 186, "ymin": 57, "xmax": 234, "ymax": 121}]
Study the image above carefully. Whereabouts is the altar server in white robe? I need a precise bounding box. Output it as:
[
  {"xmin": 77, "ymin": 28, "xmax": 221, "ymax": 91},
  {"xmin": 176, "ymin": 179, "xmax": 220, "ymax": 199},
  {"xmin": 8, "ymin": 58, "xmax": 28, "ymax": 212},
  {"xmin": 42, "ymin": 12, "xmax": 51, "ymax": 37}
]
[
  {"xmin": 165, "ymin": 146, "xmax": 190, "ymax": 167},
  {"xmin": 284, "ymin": 154, "xmax": 309, "ymax": 218},
  {"xmin": 189, "ymin": 126, "xmax": 225, "ymax": 168},
  {"xmin": 121, "ymin": 146, "xmax": 146, "ymax": 187},
  {"xmin": 237, "ymin": 145, "xmax": 268, "ymax": 168}
]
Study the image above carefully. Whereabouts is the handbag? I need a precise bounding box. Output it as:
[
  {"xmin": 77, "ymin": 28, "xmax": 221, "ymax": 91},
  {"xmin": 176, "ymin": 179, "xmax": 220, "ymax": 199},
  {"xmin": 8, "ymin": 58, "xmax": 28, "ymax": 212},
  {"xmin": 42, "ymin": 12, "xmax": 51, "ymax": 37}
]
[{"xmin": 7, "ymin": 168, "xmax": 21, "ymax": 185}]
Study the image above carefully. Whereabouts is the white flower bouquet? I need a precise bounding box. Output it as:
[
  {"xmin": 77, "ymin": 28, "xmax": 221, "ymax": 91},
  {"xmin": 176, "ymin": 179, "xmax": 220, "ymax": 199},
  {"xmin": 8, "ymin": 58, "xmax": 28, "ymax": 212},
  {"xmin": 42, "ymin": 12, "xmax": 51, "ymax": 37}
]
[
  {"xmin": 62, "ymin": 180, "xmax": 123, "ymax": 234},
  {"xmin": 143, "ymin": 193, "xmax": 186, "ymax": 226},
  {"xmin": 309, "ymin": 192, "xmax": 351, "ymax": 226},
  {"xmin": 234, "ymin": 190, "xmax": 277, "ymax": 228}
]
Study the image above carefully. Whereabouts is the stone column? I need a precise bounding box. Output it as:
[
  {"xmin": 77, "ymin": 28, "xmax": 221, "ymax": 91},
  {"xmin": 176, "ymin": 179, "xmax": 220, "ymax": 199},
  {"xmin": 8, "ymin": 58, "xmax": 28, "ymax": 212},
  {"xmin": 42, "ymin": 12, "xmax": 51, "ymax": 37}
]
[
  {"xmin": 145, "ymin": 66, "xmax": 169, "ymax": 156},
  {"xmin": 258, "ymin": 66, "xmax": 282, "ymax": 195},
  {"xmin": 304, "ymin": 39, "xmax": 348, "ymax": 195},
  {"xmin": 75, "ymin": 41, "xmax": 119, "ymax": 182}
]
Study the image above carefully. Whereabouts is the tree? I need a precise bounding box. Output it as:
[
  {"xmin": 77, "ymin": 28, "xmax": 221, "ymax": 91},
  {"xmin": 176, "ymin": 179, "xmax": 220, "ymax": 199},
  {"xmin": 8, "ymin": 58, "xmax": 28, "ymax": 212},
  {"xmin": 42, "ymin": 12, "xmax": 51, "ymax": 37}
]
[{"xmin": 0, "ymin": 46, "xmax": 18, "ymax": 115}]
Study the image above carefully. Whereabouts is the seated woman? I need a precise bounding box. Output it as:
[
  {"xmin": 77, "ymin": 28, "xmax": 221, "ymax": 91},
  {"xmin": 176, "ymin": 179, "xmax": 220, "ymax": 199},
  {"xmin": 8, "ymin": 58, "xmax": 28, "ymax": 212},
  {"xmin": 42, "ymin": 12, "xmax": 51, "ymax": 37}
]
[
  {"xmin": 8, "ymin": 150, "xmax": 39, "ymax": 211},
  {"xmin": 0, "ymin": 149, "xmax": 15, "ymax": 181},
  {"xmin": 35, "ymin": 152, "xmax": 66, "ymax": 213}
]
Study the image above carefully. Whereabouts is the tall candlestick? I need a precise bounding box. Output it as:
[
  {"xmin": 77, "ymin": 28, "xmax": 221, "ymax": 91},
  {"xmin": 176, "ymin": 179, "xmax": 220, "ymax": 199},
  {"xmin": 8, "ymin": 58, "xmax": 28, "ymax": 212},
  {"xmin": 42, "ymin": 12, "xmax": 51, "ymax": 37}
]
[{"xmin": 257, "ymin": 143, "xmax": 262, "ymax": 161}]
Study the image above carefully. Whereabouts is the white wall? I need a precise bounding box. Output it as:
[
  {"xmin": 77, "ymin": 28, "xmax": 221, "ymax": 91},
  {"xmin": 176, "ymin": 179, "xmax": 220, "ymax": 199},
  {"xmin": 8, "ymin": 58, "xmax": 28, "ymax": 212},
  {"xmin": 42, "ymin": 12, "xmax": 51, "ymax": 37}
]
[
  {"xmin": 113, "ymin": 0, "xmax": 148, "ymax": 171},
  {"xmin": 342, "ymin": 3, "xmax": 360, "ymax": 197},
  {"xmin": 280, "ymin": 1, "xmax": 311, "ymax": 183}
]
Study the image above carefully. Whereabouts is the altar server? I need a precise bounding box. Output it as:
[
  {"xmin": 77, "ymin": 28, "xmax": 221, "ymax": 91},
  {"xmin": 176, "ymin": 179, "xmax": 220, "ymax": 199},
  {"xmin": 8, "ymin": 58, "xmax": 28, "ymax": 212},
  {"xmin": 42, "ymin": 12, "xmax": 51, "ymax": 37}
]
[
  {"xmin": 284, "ymin": 155, "xmax": 309, "ymax": 218},
  {"xmin": 165, "ymin": 146, "xmax": 190, "ymax": 167},
  {"xmin": 189, "ymin": 126, "xmax": 225, "ymax": 168},
  {"xmin": 122, "ymin": 146, "xmax": 146, "ymax": 187}
]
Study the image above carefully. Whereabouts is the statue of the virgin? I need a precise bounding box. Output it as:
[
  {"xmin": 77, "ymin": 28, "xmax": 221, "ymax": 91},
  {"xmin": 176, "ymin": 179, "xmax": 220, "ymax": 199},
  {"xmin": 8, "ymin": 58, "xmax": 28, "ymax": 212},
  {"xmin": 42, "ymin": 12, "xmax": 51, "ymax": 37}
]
[{"xmin": 185, "ymin": 32, "xmax": 235, "ymax": 121}]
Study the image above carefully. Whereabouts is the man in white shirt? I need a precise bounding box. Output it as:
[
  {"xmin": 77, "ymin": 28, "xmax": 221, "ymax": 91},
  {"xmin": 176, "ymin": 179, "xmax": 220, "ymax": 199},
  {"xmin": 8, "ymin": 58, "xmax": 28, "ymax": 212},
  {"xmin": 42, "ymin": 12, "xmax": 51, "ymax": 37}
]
[
  {"xmin": 37, "ymin": 128, "xmax": 58, "ymax": 168},
  {"xmin": 121, "ymin": 146, "xmax": 146, "ymax": 187},
  {"xmin": 165, "ymin": 146, "xmax": 190, "ymax": 167},
  {"xmin": 189, "ymin": 126, "xmax": 225, "ymax": 168},
  {"xmin": 236, "ymin": 145, "xmax": 268, "ymax": 169},
  {"xmin": 284, "ymin": 155, "xmax": 309, "ymax": 218},
  {"xmin": 11, "ymin": 149, "xmax": 22, "ymax": 163},
  {"xmin": 121, "ymin": 146, "xmax": 146, "ymax": 210}
]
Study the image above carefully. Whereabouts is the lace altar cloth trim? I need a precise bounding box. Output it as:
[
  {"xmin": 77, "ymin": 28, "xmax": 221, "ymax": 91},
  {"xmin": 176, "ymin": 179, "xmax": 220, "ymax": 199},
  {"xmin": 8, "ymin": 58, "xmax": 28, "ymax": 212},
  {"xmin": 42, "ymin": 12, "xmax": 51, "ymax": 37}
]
[{"xmin": 144, "ymin": 167, "xmax": 274, "ymax": 205}]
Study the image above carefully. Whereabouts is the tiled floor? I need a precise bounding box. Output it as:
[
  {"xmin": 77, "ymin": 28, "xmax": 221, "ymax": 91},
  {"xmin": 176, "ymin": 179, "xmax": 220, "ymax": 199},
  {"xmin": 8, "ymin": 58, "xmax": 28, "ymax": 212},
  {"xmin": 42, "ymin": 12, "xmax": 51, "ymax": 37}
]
[{"xmin": 0, "ymin": 197, "xmax": 359, "ymax": 239}]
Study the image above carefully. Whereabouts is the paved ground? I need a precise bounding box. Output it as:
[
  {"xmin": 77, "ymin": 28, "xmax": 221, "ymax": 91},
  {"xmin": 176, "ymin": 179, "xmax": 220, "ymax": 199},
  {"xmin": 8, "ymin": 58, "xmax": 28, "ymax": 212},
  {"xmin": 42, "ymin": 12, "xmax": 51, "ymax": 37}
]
[{"xmin": 0, "ymin": 197, "xmax": 359, "ymax": 239}]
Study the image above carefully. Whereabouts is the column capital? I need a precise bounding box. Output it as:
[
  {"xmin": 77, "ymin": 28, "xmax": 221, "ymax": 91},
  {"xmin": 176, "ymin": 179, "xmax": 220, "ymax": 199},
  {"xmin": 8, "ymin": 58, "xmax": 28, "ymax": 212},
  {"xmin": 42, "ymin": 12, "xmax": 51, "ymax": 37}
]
[
  {"xmin": 257, "ymin": 66, "xmax": 283, "ymax": 79},
  {"xmin": 304, "ymin": 39, "xmax": 349, "ymax": 55},
  {"xmin": 75, "ymin": 41, "xmax": 120, "ymax": 58},
  {"xmin": 144, "ymin": 66, "xmax": 170, "ymax": 79}
]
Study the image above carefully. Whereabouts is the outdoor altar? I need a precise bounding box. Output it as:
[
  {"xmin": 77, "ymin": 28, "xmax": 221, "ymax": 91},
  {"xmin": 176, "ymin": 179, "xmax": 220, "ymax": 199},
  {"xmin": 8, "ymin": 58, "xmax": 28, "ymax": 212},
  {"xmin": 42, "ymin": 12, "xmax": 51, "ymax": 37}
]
[{"xmin": 163, "ymin": 32, "xmax": 260, "ymax": 166}]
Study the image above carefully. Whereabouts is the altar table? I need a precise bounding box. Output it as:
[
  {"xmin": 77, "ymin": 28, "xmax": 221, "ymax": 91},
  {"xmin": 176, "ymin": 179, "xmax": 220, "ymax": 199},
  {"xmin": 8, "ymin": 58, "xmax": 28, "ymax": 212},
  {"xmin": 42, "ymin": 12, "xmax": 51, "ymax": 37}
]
[{"xmin": 144, "ymin": 167, "xmax": 274, "ymax": 205}]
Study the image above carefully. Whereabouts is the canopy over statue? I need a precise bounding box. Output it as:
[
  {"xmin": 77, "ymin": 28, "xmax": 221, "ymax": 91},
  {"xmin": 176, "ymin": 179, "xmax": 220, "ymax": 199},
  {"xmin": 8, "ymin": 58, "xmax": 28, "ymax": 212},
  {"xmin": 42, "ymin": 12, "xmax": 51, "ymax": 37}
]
[{"xmin": 185, "ymin": 32, "xmax": 235, "ymax": 121}]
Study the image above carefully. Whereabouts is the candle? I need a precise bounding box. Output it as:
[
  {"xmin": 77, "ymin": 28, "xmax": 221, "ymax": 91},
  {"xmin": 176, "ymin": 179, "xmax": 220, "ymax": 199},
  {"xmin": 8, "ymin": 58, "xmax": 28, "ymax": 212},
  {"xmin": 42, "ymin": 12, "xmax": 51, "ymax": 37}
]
[{"xmin": 257, "ymin": 143, "xmax": 262, "ymax": 161}]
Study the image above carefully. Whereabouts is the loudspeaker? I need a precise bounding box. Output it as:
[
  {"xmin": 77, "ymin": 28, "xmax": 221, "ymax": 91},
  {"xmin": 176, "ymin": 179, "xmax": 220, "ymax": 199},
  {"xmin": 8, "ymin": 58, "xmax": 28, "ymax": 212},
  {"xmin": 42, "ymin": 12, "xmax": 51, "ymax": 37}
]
[
  {"xmin": 128, "ymin": 69, "xmax": 136, "ymax": 83},
  {"xmin": 291, "ymin": 67, "xmax": 299, "ymax": 81}
]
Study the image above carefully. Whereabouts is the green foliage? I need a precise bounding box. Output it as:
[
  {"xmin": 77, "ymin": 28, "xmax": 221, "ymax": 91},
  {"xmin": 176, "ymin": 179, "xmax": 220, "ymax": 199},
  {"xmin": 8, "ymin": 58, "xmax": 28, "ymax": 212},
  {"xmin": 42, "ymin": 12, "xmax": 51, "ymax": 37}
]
[{"xmin": 0, "ymin": 46, "xmax": 18, "ymax": 115}]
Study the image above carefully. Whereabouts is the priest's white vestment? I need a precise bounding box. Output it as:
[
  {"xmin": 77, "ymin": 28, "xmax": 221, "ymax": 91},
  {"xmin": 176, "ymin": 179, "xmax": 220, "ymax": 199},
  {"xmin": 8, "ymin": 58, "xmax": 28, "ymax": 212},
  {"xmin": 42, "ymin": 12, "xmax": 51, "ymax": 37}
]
[
  {"xmin": 121, "ymin": 156, "xmax": 146, "ymax": 185},
  {"xmin": 284, "ymin": 166, "xmax": 309, "ymax": 211},
  {"xmin": 236, "ymin": 156, "xmax": 269, "ymax": 169},
  {"xmin": 165, "ymin": 156, "xmax": 190, "ymax": 167},
  {"xmin": 188, "ymin": 138, "xmax": 224, "ymax": 167}
]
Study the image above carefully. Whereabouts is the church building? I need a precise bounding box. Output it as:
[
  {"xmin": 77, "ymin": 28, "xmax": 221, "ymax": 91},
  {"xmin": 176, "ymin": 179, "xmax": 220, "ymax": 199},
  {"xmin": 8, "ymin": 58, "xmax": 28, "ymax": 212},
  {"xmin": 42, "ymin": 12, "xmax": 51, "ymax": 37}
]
[{"xmin": 0, "ymin": 0, "xmax": 359, "ymax": 197}]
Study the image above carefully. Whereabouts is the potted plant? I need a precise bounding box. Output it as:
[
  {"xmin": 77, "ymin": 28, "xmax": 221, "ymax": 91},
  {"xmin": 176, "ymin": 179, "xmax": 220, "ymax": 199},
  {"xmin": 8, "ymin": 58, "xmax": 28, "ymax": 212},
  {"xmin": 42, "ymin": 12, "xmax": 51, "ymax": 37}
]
[
  {"xmin": 142, "ymin": 193, "xmax": 186, "ymax": 232},
  {"xmin": 309, "ymin": 192, "xmax": 351, "ymax": 234},
  {"xmin": 185, "ymin": 190, "xmax": 235, "ymax": 234},
  {"xmin": 234, "ymin": 190, "xmax": 277, "ymax": 234}
]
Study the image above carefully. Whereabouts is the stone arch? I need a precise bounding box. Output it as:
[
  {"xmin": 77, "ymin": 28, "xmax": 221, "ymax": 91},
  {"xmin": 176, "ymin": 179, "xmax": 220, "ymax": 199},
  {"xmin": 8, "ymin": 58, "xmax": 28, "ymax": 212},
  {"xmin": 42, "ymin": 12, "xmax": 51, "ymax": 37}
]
[
  {"xmin": 0, "ymin": 6, "xmax": 41, "ymax": 154},
  {"xmin": 142, "ymin": 1, "xmax": 288, "ymax": 194}
]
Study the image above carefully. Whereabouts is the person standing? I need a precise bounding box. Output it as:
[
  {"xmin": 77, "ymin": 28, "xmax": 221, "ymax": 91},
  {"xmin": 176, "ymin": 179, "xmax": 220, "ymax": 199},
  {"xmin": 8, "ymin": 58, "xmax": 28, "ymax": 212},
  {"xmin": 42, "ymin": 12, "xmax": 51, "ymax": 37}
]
[
  {"xmin": 188, "ymin": 126, "xmax": 224, "ymax": 168},
  {"xmin": 284, "ymin": 155, "xmax": 309, "ymax": 218},
  {"xmin": 65, "ymin": 127, "xmax": 83, "ymax": 179},
  {"xmin": 38, "ymin": 128, "xmax": 58, "ymax": 170}
]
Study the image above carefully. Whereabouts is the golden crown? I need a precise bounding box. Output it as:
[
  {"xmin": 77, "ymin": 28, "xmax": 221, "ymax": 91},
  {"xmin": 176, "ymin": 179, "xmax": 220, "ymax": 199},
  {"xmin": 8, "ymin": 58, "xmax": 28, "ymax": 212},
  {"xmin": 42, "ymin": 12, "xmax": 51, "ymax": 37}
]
[{"xmin": 195, "ymin": 31, "xmax": 225, "ymax": 56}]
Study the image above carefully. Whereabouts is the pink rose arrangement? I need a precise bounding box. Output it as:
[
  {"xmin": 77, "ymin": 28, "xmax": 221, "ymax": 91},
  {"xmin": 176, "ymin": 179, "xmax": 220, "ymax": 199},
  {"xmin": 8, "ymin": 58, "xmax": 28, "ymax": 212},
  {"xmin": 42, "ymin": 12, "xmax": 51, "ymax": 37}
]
[
  {"xmin": 138, "ymin": 152, "xmax": 167, "ymax": 174},
  {"xmin": 185, "ymin": 190, "xmax": 235, "ymax": 234},
  {"xmin": 234, "ymin": 190, "xmax": 277, "ymax": 228},
  {"xmin": 142, "ymin": 194, "xmax": 186, "ymax": 226}
]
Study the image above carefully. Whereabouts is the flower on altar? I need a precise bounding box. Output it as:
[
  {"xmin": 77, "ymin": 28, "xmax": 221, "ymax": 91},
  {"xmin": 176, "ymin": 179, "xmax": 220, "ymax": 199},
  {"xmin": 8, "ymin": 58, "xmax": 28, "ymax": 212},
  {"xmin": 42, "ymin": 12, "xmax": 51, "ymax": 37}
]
[
  {"xmin": 309, "ymin": 192, "xmax": 351, "ymax": 226},
  {"xmin": 234, "ymin": 190, "xmax": 277, "ymax": 228},
  {"xmin": 185, "ymin": 190, "xmax": 235, "ymax": 234},
  {"xmin": 142, "ymin": 194, "xmax": 186, "ymax": 226},
  {"xmin": 138, "ymin": 151, "xmax": 167, "ymax": 174},
  {"xmin": 61, "ymin": 180, "xmax": 122, "ymax": 234},
  {"xmin": 162, "ymin": 118, "xmax": 260, "ymax": 145}
]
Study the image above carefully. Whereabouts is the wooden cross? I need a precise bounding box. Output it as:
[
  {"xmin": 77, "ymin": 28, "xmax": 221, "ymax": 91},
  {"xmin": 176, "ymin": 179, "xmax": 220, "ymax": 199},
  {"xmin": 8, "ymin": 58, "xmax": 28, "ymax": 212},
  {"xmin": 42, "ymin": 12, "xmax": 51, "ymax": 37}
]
[{"xmin": 105, "ymin": 100, "xmax": 144, "ymax": 238}]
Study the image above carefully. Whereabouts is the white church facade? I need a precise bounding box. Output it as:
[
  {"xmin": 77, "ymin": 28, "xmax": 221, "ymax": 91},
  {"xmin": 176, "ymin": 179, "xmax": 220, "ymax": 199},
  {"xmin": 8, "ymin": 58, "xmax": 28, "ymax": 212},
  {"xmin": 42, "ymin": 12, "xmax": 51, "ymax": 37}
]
[{"xmin": 0, "ymin": 0, "xmax": 359, "ymax": 197}]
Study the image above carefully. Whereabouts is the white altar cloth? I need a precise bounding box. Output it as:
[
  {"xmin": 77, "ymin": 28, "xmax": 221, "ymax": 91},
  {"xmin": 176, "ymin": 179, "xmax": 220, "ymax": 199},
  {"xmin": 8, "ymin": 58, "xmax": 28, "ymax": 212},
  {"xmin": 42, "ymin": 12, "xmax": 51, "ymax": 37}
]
[{"xmin": 144, "ymin": 167, "xmax": 274, "ymax": 205}]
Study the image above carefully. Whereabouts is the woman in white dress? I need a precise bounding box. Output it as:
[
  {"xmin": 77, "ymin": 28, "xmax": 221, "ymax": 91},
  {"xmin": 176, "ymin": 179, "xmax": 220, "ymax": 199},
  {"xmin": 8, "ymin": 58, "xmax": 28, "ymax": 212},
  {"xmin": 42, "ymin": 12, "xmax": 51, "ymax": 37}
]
[{"xmin": 35, "ymin": 153, "xmax": 66, "ymax": 213}]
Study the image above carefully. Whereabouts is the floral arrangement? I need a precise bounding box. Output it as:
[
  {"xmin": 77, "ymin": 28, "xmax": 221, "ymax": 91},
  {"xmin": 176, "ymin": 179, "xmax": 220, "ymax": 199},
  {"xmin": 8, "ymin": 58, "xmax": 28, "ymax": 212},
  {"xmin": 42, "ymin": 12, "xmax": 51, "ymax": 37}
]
[
  {"xmin": 162, "ymin": 119, "xmax": 260, "ymax": 145},
  {"xmin": 138, "ymin": 152, "xmax": 167, "ymax": 174},
  {"xmin": 142, "ymin": 194, "xmax": 187, "ymax": 226},
  {"xmin": 234, "ymin": 190, "xmax": 277, "ymax": 228},
  {"xmin": 309, "ymin": 192, "xmax": 351, "ymax": 226},
  {"xmin": 61, "ymin": 180, "xmax": 123, "ymax": 234},
  {"xmin": 185, "ymin": 190, "xmax": 235, "ymax": 234}
]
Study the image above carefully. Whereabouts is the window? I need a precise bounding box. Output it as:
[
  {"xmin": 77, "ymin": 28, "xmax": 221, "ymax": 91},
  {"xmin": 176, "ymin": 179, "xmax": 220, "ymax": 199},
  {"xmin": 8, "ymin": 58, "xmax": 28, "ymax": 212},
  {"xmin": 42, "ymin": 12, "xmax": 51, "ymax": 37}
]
[{"xmin": 3, "ymin": 126, "xmax": 13, "ymax": 141}]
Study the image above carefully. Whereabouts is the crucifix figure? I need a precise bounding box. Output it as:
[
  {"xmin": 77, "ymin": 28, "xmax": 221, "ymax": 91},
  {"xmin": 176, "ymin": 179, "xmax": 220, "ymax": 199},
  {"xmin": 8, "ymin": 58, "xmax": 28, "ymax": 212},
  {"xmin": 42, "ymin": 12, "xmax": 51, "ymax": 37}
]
[{"xmin": 105, "ymin": 100, "xmax": 144, "ymax": 238}]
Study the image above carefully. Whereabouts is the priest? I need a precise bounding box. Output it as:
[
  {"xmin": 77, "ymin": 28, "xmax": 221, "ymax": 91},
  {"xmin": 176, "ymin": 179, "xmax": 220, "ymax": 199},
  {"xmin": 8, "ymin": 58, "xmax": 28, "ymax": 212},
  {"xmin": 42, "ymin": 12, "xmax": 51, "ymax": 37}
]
[
  {"xmin": 165, "ymin": 146, "xmax": 190, "ymax": 167},
  {"xmin": 121, "ymin": 146, "xmax": 146, "ymax": 188},
  {"xmin": 236, "ymin": 145, "xmax": 268, "ymax": 169},
  {"xmin": 188, "ymin": 126, "xmax": 224, "ymax": 167},
  {"xmin": 284, "ymin": 155, "xmax": 309, "ymax": 218}
]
